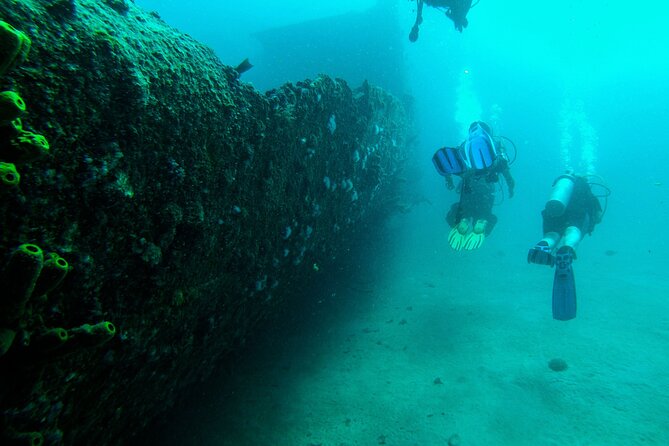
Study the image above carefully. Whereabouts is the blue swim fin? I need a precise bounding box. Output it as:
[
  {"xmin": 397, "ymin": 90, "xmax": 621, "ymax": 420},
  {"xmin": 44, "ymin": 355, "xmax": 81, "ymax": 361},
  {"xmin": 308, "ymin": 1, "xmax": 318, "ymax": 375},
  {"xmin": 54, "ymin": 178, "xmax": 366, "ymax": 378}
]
[
  {"xmin": 552, "ymin": 247, "xmax": 576, "ymax": 321},
  {"xmin": 432, "ymin": 147, "xmax": 466, "ymax": 176}
]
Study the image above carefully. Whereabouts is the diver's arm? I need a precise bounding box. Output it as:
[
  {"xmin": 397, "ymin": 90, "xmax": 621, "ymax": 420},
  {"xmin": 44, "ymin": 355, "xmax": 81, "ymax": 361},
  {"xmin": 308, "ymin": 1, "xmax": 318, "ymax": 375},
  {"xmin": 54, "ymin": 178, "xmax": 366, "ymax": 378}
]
[
  {"xmin": 499, "ymin": 160, "xmax": 515, "ymax": 198},
  {"xmin": 409, "ymin": 0, "xmax": 425, "ymax": 42},
  {"xmin": 493, "ymin": 141, "xmax": 515, "ymax": 197},
  {"xmin": 445, "ymin": 174, "xmax": 455, "ymax": 190},
  {"xmin": 589, "ymin": 193, "xmax": 603, "ymax": 226}
]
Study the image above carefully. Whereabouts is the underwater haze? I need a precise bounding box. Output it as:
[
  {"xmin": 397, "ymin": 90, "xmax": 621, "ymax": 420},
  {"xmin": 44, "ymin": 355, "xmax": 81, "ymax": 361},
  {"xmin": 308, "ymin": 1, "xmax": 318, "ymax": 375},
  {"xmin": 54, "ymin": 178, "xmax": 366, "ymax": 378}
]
[{"xmin": 134, "ymin": 0, "xmax": 669, "ymax": 444}]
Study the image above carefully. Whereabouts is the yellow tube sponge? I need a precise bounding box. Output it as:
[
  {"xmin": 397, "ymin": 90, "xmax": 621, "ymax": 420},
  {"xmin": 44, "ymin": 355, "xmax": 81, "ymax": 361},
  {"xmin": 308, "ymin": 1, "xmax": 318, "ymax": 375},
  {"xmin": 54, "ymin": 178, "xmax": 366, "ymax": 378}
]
[
  {"xmin": 30, "ymin": 327, "xmax": 69, "ymax": 353},
  {"xmin": 32, "ymin": 253, "xmax": 69, "ymax": 298},
  {"xmin": 1, "ymin": 130, "xmax": 50, "ymax": 162},
  {"xmin": 0, "ymin": 21, "xmax": 31, "ymax": 77},
  {"xmin": 0, "ymin": 162, "xmax": 20, "ymax": 187},
  {"xmin": 0, "ymin": 243, "xmax": 44, "ymax": 327},
  {"xmin": 0, "ymin": 91, "xmax": 26, "ymax": 122},
  {"xmin": 67, "ymin": 321, "xmax": 116, "ymax": 349}
]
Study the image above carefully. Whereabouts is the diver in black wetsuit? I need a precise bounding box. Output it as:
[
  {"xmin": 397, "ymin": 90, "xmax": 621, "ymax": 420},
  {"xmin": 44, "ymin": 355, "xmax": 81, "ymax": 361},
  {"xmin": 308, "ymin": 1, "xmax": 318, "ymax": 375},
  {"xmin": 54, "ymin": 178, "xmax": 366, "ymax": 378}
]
[
  {"xmin": 409, "ymin": 0, "xmax": 474, "ymax": 42},
  {"xmin": 432, "ymin": 121, "xmax": 515, "ymax": 251},
  {"xmin": 528, "ymin": 173, "xmax": 604, "ymax": 267},
  {"xmin": 527, "ymin": 173, "xmax": 606, "ymax": 321}
]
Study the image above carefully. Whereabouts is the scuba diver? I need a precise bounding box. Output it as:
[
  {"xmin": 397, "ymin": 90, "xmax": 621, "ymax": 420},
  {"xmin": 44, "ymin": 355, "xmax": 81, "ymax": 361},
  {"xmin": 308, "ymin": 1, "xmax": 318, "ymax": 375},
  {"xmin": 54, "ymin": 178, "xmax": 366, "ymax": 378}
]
[
  {"xmin": 432, "ymin": 121, "xmax": 515, "ymax": 251},
  {"xmin": 527, "ymin": 173, "xmax": 607, "ymax": 320},
  {"xmin": 409, "ymin": 0, "xmax": 475, "ymax": 42}
]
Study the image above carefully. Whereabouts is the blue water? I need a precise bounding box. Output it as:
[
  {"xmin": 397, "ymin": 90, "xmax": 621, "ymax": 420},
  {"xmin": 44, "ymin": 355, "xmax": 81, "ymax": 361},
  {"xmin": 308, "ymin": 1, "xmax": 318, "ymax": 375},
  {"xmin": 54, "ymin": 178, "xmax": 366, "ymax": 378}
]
[{"xmin": 134, "ymin": 1, "xmax": 669, "ymax": 444}]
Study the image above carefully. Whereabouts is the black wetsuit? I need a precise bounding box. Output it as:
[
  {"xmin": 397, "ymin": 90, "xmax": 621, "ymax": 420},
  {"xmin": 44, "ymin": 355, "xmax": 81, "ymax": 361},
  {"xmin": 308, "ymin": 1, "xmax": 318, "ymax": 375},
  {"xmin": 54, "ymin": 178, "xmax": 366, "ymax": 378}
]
[
  {"xmin": 440, "ymin": 0, "xmax": 472, "ymax": 32},
  {"xmin": 542, "ymin": 176, "xmax": 602, "ymax": 236},
  {"xmin": 446, "ymin": 150, "xmax": 514, "ymax": 235},
  {"xmin": 410, "ymin": 0, "xmax": 472, "ymax": 41}
]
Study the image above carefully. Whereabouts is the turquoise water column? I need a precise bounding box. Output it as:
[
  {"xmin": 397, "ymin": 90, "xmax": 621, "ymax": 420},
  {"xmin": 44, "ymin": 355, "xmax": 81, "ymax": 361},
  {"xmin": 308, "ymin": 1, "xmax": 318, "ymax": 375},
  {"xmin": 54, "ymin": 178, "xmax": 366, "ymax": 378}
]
[
  {"xmin": 559, "ymin": 97, "xmax": 598, "ymax": 174},
  {"xmin": 454, "ymin": 68, "xmax": 482, "ymax": 138}
]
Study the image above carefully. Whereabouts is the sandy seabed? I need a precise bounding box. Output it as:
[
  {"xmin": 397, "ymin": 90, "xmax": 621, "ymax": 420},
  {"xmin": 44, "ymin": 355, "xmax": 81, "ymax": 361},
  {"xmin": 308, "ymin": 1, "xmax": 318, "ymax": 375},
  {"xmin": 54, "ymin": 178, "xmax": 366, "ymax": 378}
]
[{"xmin": 154, "ymin": 204, "xmax": 669, "ymax": 446}]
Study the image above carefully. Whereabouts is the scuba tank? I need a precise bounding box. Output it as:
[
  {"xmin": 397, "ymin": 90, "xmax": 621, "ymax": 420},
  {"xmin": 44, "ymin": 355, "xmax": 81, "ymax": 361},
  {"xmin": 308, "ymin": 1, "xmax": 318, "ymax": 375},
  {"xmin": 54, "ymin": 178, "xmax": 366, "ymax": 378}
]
[{"xmin": 545, "ymin": 174, "xmax": 576, "ymax": 217}]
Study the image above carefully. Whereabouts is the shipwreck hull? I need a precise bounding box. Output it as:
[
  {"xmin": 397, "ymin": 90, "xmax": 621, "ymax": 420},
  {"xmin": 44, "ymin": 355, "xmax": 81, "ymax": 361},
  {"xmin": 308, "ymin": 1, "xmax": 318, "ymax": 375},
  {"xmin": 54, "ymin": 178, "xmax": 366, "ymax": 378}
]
[{"xmin": 0, "ymin": 1, "xmax": 412, "ymax": 444}]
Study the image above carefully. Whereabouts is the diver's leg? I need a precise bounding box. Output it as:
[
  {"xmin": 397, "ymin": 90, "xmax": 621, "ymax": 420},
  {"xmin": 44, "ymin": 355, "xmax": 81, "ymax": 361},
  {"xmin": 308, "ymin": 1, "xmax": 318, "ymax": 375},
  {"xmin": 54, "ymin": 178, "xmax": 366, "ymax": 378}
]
[
  {"xmin": 409, "ymin": 0, "xmax": 424, "ymax": 42},
  {"xmin": 482, "ymin": 214, "xmax": 497, "ymax": 235},
  {"xmin": 447, "ymin": 201, "xmax": 471, "ymax": 251},
  {"xmin": 540, "ymin": 211, "xmax": 564, "ymax": 250},
  {"xmin": 446, "ymin": 202, "xmax": 460, "ymax": 227},
  {"xmin": 528, "ymin": 231, "xmax": 560, "ymax": 266},
  {"xmin": 562, "ymin": 226, "xmax": 583, "ymax": 252},
  {"xmin": 466, "ymin": 190, "xmax": 494, "ymax": 233},
  {"xmin": 541, "ymin": 231, "xmax": 561, "ymax": 250}
]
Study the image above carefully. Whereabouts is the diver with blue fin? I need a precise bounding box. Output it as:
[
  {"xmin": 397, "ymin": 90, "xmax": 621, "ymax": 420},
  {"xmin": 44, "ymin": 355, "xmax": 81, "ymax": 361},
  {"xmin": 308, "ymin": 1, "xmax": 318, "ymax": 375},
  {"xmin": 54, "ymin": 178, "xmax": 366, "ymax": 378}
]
[
  {"xmin": 409, "ymin": 0, "xmax": 476, "ymax": 42},
  {"xmin": 528, "ymin": 173, "xmax": 607, "ymax": 320},
  {"xmin": 432, "ymin": 121, "xmax": 515, "ymax": 251}
]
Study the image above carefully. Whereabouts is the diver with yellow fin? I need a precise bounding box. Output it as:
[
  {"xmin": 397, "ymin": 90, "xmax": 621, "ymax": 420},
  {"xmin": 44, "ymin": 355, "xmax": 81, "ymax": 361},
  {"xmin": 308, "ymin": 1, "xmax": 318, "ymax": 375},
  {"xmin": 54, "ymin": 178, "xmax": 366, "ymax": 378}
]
[
  {"xmin": 432, "ymin": 121, "xmax": 515, "ymax": 251},
  {"xmin": 528, "ymin": 173, "xmax": 607, "ymax": 320}
]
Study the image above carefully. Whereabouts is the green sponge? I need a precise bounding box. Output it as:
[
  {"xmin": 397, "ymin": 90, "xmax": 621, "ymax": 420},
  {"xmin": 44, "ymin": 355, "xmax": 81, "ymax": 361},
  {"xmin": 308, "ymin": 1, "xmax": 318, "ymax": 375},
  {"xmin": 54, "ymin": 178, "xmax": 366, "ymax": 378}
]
[
  {"xmin": 0, "ymin": 162, "xmax": 20, "ymax": 187},
  {"xmin": 68, "ymin": 321, "xmax": 117, "ymax": 348},
  {"xmin": 38, "ymin": 322, "xmax": 116, "ymax": 358},
  {"xmin": 0, "ymin": 91, "xmax": 26, "ymax": 122},
  {"xmin": 1, "ymin": 130, "xmax": 50, "ymax": 162},
  {"xmin": 0, "ymin": 21, "xmax": 31, "ymax": 77},
  {"xmin": 30, "ymin": 327, "xmax": 69, "ymax": 353},
  {"xmin": 32, "ymin": 253, "xmax": 69, "ymax": 297},
  {"xmin": 0, "ymin": 243, "xmax": 44, "ymax": 327}
]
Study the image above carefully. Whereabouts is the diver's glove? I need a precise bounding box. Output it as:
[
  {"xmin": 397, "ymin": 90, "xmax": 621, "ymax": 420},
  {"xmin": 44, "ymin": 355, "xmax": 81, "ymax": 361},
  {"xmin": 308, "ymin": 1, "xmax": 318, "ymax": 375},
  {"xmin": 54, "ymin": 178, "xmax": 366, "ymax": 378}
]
[
  {"xmin": 463, "ymin": 219, "xmax": 487, "ymax": 250},
  {"xmin": 448, "ymin": 218, "xmax": 469, "ymax": 251},
  {"xmin": 527, "ymin": 241, "xmax": 555, "ymax": 266}
]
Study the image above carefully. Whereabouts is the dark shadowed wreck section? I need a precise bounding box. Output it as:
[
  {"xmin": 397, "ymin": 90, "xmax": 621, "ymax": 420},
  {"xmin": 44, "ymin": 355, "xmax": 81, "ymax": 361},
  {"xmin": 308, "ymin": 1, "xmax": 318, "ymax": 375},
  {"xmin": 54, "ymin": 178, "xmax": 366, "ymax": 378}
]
[{"xmin": 0, "ymin": 0, "xmax": 413, "ymax": 445}]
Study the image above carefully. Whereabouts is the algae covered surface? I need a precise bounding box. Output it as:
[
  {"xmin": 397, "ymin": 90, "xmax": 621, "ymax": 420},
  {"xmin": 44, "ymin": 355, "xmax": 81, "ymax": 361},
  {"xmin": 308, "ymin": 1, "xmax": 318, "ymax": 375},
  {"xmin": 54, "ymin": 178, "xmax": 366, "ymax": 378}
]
[{"xmin": 0, "ymin": 0, "xmax": 413, "ymax": 444}]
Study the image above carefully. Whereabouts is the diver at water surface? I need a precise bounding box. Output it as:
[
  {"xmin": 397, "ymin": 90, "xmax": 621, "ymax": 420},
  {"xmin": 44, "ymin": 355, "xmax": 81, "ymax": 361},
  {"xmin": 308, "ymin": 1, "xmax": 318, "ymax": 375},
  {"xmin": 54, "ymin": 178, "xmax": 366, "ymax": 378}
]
[{"xmin": 409, "ymin": 0, "xmax": 475, "ymax": 42}]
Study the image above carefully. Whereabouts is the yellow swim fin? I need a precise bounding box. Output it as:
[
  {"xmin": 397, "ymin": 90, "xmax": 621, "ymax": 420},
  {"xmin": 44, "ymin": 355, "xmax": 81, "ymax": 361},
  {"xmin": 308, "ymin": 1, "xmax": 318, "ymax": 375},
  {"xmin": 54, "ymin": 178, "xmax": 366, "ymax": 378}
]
[
  {"xmin": 448, "ymin": 218, "xmax": 470, "ymax": 251},
  {"xmin": 464, "ymin": 219, "xmax": 488, "ymax": 250}
]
